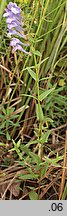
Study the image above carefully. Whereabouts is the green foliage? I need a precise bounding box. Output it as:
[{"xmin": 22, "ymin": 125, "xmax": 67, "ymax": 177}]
[
  {"xmin": 9, "ymin": 139, "xmax": 22, "ymax": 160},
  {"xmin": 18, "ymin": 173, "xmax": 38, "ymax": 180},
  {"xmin": 39, "ymin": 130, "xmax": 51, "ymax": 144},
  {"xmin": 29, "ymin": 190, "xmax": 38, "ymax": 200},
  {"xmin": 27, "ymin": 68, "xmax": 36, "ymax": 81},
  {"xmin": 39, "ymin": 87, "xmax": 55, "ymax": 102},
  {"xmin": 36, "ymin": 103, "xmax": 44, "ymax": 122},
  {"xmin": 0, "ymin": 0, "xmax": 67, "ymax": 199},
  {"xmin": 0, "ymin": 0, "xmax": 7, "ymax": 22},
  {"xmin": 0, "ymin": 105, "xmax": 19, "ymax": 140}
]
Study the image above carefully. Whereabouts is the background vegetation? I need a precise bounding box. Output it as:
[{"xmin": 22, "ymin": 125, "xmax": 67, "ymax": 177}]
[{"xmin": 0, "ymin": 0, "xmax": 67, "ymax": 200}]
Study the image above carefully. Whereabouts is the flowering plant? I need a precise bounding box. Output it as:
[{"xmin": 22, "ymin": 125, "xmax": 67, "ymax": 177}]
[{"xmin": 3, "ymin": 2, "xmax": 30, "ymax": 54}]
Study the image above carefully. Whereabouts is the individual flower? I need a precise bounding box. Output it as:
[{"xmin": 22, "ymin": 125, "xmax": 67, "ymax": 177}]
[
  {"xmin": 10, "ymin": 38, "xmax": 30, "ymax": 54},
  {"xmin": 3, "ymin": 2, "xmax": 30, "ymax": 55}
]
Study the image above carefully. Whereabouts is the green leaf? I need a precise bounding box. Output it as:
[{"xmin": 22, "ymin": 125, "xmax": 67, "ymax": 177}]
[
  {"xmin": 18, "ymin": 161, "xmax": 27, "ymax": 167},
  {"xmin": 58, "ymin": 79, "xmax": 65, "ymax": 86},
  {"xmin": 6, "ymin": 132, "xmax": 11, "ymax": 141},
  {"xmin": 36, "ymin": 103, "xmax": 44, "ymax": 121},
  {"xmin": 39, "ymin": 76, "xmax": 53, "ymax": 82},
  {"xmin": 2, "ymin": 106, "xmax": 6, "ymax": 115},
  {"xmin": 40, "ymin": 162, "xmax": 49, "ymax": 177},
  {"xmin": 26, "ymin": 140, "xmax": 38, "ymax": 146},
  {"xmin": 44, "ymin": 117, "xmax": 53, "ymax": 123},
  {"xmin": 39, "ymin": 130, "xmax": 51, "ymax": 144},
  {"xmin": 40, "ymin": 88, "xmax": 55, "ymax": 101},
  {"xmin": 51, "ymin": 156, "xmax": 63, "ymax": 165},
  {"xmin": 29, "ymin": 152, "xmax": 41, "ymax": 164},
  {"xmin": 18, "ymin": 173, "xmax": 38, "ymax": 180},
  {"xmin": 21, "ymin": 93, "xmax": 37, "ymax": 100},
  {"xmin": 45, "ymin": 155, "xmax": 63, "ymax": 166},
  {"xmin": 16, "ymin": 150, "xmax": 22, "ymax": 160},
  {"xmin": 9, "ymin": 148, "xmax": 15, "ymax": 152},
  {"xmin": 33, "ymin": 50, "xmax": 41, "ymax": 56},
  {"xmin": 27, "ymin": 68, "xmax": 36, "ymax": 81},
  {"xmin": 7, "ymin": 107, "xmax": 15, "ymax": 115},
  {"xmin": 57, "ymin": 58, "xmax": 67, "ymax": 67},
  {"xmin": 12, "ymin": 139, "xmax": 16, "ymax": 147},
  {"xmin": 0, "ymin": 142, "xmax": 6, "ymax": 146},
  {"xmin": 0, "ymin": 121, "xmax": 6, "ymax": 129},
  {"xmin": 0, "ymin": 114, "xmax": 4, "ymax": 118},
  {"xmin": 29, "ymin": 190, "xmax": 38, "ymax": 200},
  {"xmin": 11, "ymin": 115, "xmax": 19, "ymax": 119},
  {"xmin": 17, "ymin": 139, "xmax": 21, "ymax": 148},
  {"xmin": 0, "ymin": 131, "xmax": 5, "ymax": 135}
]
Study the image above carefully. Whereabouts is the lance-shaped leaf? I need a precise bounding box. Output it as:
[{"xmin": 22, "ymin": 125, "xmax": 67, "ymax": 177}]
[
  {"xmin": 39, "ymin": 130, "xmax": 51, "ymax": 144},
  {"xmin": 36, "ymin": 103, "xmax": 44, "ymax": 122},
  {"xmin": 40, "ymin": 87, "xmax": 55, "ymax": 102},
  {"xmin": 27, "ymin": 68, "xmax": 36, "ymax": 81}
]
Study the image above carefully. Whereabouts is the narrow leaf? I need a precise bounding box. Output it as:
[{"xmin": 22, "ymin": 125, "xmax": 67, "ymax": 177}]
[
  {"xmin": 6, "ymin": 132, "xmax": 11, "ymax": 141},
  {"xmin": 29, "ymin": 191, "xmax": 38, "ymax": 200},
  {"xmin": 33, "ymin": 50, "xmax": 41, "ymax": 56},
  {"xmin": 27, "ymin": 68, "xmax": 36, "ymax": 81},
  {"xmin": 36, "ymin": 103, "xmax": 44, "ymax": 121},
  {"xmin": 18, "ymin": 173, "xmax": 38, "ymax": 180},
  {"xmin": 39, "ymin": 130, "xmax": 51, "ymax": 144},
  {"xmin": 40, "ymin": 88, "xmax": 55, "ymax": 101}
]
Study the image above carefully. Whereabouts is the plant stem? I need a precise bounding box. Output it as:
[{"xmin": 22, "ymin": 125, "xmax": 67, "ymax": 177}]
[
  {"xmin": 34, "ymin": 55, "xmax": 43, "ymax": 160},
  {"xmin": 38, "ymin": 121, "xmax": 43, "ymax": 160}
]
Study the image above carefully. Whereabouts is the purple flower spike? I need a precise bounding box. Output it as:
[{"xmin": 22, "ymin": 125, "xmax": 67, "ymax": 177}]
[
  {"xmin": 3, "ymin": 2, "xmax": 30, "ymax": 55},
  {"xmin": 8, "ymin": 2, "xmax": 21, "ymax": 14}
]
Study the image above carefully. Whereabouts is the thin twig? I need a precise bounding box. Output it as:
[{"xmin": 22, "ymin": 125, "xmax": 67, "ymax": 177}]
[
  {"xmin": 51, "ymin": 123, "xmax": 67, "ymax": 132},
  {"xmin": 59, "ymin": 128, "xmax": 67, "ymax": 199},
  {"xmin": 1, "ymin": 174, "xmax": 17, "ymax": 200}
]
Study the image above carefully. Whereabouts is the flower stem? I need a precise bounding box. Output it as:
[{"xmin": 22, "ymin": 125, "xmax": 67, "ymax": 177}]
[{"xmin": 34, "ymin": 55, "xmax": 43, "ymax": 160}]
